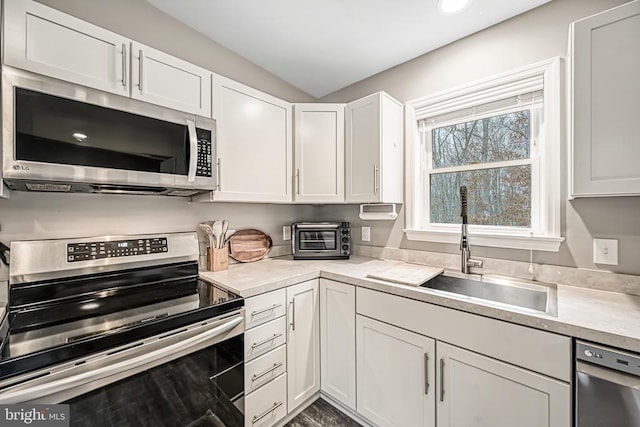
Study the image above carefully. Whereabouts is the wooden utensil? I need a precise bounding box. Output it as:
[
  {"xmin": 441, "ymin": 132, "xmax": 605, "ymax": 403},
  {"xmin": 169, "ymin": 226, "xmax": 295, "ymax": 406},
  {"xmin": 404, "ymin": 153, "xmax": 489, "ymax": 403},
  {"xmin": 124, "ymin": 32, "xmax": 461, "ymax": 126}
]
[{"xmin": 228, "ymin": 229, "xmax": 273, "ymax": 262}]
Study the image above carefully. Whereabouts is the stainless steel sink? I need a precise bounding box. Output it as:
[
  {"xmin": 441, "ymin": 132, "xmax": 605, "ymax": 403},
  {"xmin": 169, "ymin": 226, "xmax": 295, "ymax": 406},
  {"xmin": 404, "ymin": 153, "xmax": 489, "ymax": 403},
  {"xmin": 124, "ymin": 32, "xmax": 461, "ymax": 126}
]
[{"xmin": 419, "ymin": 273, "xmax": 557, "ymax": 316}]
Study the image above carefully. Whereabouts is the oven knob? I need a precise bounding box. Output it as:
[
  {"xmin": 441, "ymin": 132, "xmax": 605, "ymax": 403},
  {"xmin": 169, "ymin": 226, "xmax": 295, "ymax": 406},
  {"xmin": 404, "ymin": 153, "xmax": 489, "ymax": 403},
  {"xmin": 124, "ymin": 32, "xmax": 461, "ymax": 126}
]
[
  {"xmin": 584, "ymin": 350, "xmax": 593, "ymax": 357},
  {"xmin": 342, "ymin": 237, "xmax": 349, "ymax": 243},
  {"xmin": 342, "ymin": 245, "xmax": 349, "ymax": 251}
]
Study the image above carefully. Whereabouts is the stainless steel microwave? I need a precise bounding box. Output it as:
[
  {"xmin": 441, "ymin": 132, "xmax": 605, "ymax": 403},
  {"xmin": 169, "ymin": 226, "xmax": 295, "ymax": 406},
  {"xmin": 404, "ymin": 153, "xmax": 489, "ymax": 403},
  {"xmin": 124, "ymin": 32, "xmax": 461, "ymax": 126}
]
[
  {"xmin": 292, "ymin": 222, "xmax": 351, "ymax": 260},
  {"xmin": 2, "ymin": 66, "xmax": 216, "ymax": 196}
]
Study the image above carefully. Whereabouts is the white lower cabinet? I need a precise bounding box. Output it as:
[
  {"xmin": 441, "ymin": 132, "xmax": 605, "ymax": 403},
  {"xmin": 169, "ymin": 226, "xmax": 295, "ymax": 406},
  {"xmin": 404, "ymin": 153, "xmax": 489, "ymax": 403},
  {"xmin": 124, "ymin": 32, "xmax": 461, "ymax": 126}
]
[
  {"xmin": 286, "ymin": 279, "xmax": 320, "ymax": 413},
  {"xmin": 355, "ymin": 287, "xmax": 571, "ymax": 427},
  {"xmin": 319, "ymin": 279, "xmax": 356, "ymax": 410},
  {"xmin": 244, "ymin": 373, "xmax": 287, "ymax": 427},
  {"xmin": 437, "ymin": 342, "xmax": 570, "ymax": 427},
  {"xmin": 356, "ymin": 315, "xmax": 435, "ymax": 427}
]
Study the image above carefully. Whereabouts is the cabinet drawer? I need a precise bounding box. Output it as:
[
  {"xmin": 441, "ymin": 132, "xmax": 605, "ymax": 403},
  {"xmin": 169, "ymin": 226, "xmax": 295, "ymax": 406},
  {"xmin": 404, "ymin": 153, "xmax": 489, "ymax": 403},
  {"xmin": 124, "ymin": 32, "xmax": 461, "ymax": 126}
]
[
  {"xmin": 245, "ymin": 373, "xmax": 287, "ymax": 427},
  {"xmin": 245, "ymin": 344, "xmax": 287, "ymax": 394},
  {"xmin": 245, "ymin": 317, "xmax": 287, "ymax": 361},
  {"xmin": 245, "ymin": 289, "xmax": 287, "ymax": 329}
]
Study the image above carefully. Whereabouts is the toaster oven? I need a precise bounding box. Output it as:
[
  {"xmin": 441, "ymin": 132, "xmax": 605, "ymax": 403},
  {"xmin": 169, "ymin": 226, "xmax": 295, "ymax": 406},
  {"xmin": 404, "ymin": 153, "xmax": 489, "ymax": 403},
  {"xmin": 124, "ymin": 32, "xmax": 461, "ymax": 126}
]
[{"xmin": 291, "ymin": 222, "xmax": 351, "ymax": 260}]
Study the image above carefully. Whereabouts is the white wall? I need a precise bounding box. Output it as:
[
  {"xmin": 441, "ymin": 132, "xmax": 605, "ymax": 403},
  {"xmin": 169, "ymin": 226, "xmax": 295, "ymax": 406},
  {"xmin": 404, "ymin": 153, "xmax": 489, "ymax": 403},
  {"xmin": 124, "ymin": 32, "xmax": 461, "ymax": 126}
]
[{"xmin": 320, "ymin": 0, "xmax": 640, "ymax": 276}]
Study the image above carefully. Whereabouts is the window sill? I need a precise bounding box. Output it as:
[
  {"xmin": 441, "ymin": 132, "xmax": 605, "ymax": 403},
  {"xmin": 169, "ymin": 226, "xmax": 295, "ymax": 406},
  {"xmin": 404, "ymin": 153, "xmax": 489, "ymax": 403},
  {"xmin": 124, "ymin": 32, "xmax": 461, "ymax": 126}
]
[{"xmin": 404, "ymin": 229, "xmax": 564, "ymax": 252}]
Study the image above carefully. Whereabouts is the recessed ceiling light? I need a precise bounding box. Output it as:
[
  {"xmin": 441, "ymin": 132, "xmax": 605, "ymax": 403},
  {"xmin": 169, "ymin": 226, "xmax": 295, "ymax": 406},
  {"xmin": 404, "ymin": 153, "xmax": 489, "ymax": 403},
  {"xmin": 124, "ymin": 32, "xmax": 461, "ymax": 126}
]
[{"xmin": 437, "ymin": 0, "xmax": 472, "ymax": 15}]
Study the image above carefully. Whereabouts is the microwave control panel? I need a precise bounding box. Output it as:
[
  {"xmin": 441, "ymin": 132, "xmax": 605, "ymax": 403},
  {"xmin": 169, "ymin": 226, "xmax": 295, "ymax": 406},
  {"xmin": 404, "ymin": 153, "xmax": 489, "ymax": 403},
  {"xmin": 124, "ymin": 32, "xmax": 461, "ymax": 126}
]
[
  {"xmin": 67, "ymin": 237, "xmax": 168, "ymax": 262},
  {"xmin": 196, "ymin": 129, "xmax": 213, "ymax": 178}
]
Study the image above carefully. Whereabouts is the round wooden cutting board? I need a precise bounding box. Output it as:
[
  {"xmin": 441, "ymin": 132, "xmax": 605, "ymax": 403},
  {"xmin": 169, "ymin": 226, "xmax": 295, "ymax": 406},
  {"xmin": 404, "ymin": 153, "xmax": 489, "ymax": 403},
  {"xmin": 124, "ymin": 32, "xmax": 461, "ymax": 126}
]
[{"xmin": 228, "ymin": 229, "xmax": 273, "ymax": 262}]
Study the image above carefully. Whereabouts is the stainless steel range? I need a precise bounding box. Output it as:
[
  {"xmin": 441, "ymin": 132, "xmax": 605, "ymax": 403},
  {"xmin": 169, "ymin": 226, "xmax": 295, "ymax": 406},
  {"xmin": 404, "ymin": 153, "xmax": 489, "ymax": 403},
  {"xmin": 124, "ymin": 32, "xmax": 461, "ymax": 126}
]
[{"xmin": 0, "ymin": 232, "xmax": 245, "ymax": 427}]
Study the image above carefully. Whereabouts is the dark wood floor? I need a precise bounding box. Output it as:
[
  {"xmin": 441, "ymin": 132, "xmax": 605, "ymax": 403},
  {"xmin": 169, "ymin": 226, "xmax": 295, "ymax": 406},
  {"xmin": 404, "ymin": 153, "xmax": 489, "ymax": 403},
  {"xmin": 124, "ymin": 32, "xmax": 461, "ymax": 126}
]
[{"xmin": 285, "ymin": 399, "xmax": 362, "ymax": 427}]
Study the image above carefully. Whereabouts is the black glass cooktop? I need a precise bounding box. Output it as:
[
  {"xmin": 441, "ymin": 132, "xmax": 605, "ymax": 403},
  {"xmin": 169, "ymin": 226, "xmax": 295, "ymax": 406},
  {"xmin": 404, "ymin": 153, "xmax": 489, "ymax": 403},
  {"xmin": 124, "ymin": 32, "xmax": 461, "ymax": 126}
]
[{"xmin": 0, "ymin": 261, "xmax": 242, "ymax": 381}]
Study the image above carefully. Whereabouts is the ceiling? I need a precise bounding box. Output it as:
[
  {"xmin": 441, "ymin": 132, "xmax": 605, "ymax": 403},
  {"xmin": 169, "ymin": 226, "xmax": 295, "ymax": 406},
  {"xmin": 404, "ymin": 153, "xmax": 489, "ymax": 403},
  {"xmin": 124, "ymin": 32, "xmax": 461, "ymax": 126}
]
[{"xmin": 147, "ymin": 0, "xmax": 551, "ymax": 98}]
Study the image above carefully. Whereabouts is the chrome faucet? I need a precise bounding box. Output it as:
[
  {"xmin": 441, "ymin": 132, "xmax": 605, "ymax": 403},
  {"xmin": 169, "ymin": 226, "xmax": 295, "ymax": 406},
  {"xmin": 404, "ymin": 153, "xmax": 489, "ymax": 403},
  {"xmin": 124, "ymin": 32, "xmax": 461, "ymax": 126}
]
[{"xmin": 460, "ymin": 186, "xmax": 483, "ymax": 274}]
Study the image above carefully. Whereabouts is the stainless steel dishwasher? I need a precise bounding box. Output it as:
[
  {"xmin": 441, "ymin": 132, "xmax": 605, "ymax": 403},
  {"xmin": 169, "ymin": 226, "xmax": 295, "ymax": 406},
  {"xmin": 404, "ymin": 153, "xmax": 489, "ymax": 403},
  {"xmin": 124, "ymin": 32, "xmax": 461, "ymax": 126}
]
[{"xmin": 576, "ymin": 340, "xmax": 640, "ymax": 427}]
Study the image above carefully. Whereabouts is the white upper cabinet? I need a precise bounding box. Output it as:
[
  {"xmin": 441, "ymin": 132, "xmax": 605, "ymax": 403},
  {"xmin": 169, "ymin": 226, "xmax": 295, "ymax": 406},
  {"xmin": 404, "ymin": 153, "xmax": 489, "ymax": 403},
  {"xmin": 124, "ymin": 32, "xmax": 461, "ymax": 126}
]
[
  {"xmin": 203, "ymin": 74, "xmax": 292, "ymax": 203},
  {"xmin": 3, "ymin": 0, "xmax": 211, "ymax": 116},
  {"xmin": 570, "ymin": 0, "xmax": 640, "ymax": 197},
  {"xmin": 4, "ymin": 0, "xmax": 130, "ymax": 96},
  {"xmin": 293, "ymin": 104, "xmax": 345, "ymax": 203},
  {"xmin": 346, "ymin": 92, "xmax": 404, "ymax": 203},
  {"xmin": 130, "ymin": 42, "xmax": 211, "ymax": 117}
]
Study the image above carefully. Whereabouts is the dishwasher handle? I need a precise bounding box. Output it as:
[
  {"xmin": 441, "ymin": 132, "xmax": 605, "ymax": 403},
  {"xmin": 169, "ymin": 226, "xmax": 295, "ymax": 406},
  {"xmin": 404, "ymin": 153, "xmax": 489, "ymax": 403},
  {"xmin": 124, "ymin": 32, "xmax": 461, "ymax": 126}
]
[{"xmin": 577, "ymin": 361, "xmax": 640, "ymax": 390}]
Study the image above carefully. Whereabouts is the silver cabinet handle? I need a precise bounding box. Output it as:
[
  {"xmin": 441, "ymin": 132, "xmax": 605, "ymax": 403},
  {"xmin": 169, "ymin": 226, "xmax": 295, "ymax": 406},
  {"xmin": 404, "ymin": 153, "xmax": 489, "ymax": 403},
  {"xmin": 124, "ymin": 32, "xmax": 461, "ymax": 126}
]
[
  {"xmin": 138, "ymin": 49, "xmax": 143, "ymax": 92},
  {"xmin": 251, "ymin": 304, "xmax": 282, "ymax": 317},
  {"xmin": 290, "ymin": 299, "xmax": 296, "ymax": 331},
  {"xmin": 296, "ymin": 169, "xmax": 300, "ymax": 195},
  {"xmin": 440, "ymin": 358, "xmax": 445, "ymax": 402},
  {"xmin": 186, "ymin": 119, "xmax": 197, "ymax": 183},
  {"xmin": 251, "ymin": 333, "xmax": 283, "ymax": 349},
  {"xmin": 121, "ymin": 43, "xmax": 127, "ymax": 87},
  {"xmin": 373, "ymin": 164, "xmax": 379, "ymax": 195},
  {"xmin": 251, "ymin": 362, "xmax": 283, "ymax": 382},
  {"xmin": 216, "ymin": 158, "xmax": 221, "ymax": 190},
  {"xmin": 424, "ymin": 353, "xmax": 430, "ymax": 395},
  {"xmin": 252, "ymin": 401, "xmax": 283, "ymax": 424}
]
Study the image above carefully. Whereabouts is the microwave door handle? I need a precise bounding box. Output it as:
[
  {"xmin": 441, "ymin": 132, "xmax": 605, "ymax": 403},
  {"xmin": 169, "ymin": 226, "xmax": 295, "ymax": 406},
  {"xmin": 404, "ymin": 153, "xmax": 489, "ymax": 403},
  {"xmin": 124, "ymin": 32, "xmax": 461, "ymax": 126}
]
[{"xmin": 186, "ymin": 119, "xmax": 198, "ymax": 183}]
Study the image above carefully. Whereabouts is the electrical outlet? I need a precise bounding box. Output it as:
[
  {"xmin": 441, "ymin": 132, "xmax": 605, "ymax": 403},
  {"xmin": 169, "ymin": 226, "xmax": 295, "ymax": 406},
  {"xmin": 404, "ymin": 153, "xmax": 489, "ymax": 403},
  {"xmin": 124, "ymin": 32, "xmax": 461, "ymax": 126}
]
[
  {"xmin": 593, "ymin": 238, "xmax": 618, "ymax": 265},
  {"xmin": 283, "ymin": 226, "xmax": 291, "ymax": 241},
  {"xmin": 362, "ymin": 226, "xmax": 371, "ymax": 242}
]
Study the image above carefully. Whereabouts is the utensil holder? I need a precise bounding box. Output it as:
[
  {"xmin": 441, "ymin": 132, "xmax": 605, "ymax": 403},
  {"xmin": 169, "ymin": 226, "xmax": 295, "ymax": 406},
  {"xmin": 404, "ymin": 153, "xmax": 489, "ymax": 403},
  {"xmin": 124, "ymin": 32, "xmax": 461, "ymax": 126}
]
[{"xmin": 207, "ymin": 247, "xmax": 229, "ymax": 272}]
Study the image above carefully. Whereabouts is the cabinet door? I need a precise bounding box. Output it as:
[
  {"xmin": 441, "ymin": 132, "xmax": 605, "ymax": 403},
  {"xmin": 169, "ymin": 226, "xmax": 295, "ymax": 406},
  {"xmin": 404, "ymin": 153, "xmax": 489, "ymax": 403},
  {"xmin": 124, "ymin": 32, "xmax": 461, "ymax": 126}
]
[
  {"xmin": 437, "ymin": 342, "xmax": 570, "ymax": 427},
  {"xmin": 4, "ymin": 0, "xmax": 129, "ymax": 96},
  {"xmin": 319, "ymin": 279, "xmax": 355, "ymax": 409},
  {"xmin": 293, "ymin": 104, "xmax": 345, "ymax": 203},
  {"xmin": 346, "ymin": 93, "xmax": 382, "ymax": 203},
  {"xmin": 130, "ymin": 42, "xmax": 211, "ymax": 116},
  {"xmin": 571, "ymin": 1, "xmax": 640, "ymax": 197},
  {"xmin": 286, "ymin": 279, "xmax": 320, "ymax": 412},
  {"xmin": 210, "ymin": 75, "xmax": 292, "ymax": 203},
  {"xmin": 356, "ymin": 315, "xmax": 435, "ymax": 427}
]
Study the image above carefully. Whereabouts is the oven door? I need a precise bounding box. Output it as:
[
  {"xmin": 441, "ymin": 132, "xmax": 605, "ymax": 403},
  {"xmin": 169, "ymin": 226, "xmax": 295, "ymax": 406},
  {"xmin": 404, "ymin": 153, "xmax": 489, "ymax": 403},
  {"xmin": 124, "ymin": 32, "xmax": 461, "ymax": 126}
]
[
  {"xmin": 292, "ymin": 223, "xmax": 341, "ymax": 259},
  {"xmin": 0, "ymin": 309, "xmax": 245, "ymax": 427},
  {"xmin": 2, "ymin": 66, "xmax": 216, "ymax": 194}
]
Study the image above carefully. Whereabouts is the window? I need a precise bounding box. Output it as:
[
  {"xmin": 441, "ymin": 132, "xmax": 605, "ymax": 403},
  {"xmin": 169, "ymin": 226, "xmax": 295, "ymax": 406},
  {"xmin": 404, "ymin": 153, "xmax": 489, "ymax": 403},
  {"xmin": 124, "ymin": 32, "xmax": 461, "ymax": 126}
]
[{"xmin": 405, "ymin": 58, "xmax": 564, "ymax": 251}]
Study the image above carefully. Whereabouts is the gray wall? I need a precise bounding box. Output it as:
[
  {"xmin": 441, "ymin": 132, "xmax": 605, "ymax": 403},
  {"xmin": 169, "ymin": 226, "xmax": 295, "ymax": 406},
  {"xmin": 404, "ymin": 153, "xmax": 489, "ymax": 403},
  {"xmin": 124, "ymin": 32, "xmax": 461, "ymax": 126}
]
[
  {"xmin": 320, "ymin": 0, "xmax": 640, "ymax": 276},
  {"xmin": 35, "ymin": 0, "xmax": 315, "ymax": 102}
]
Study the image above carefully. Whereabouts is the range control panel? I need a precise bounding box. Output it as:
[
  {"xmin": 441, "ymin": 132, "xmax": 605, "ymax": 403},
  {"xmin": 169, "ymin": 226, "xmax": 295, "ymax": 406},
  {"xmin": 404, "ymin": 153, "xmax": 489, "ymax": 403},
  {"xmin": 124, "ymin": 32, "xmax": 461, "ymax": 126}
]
[{"xmin": 67, "ymin": 237, "xmax": 168, "ymax": 262}]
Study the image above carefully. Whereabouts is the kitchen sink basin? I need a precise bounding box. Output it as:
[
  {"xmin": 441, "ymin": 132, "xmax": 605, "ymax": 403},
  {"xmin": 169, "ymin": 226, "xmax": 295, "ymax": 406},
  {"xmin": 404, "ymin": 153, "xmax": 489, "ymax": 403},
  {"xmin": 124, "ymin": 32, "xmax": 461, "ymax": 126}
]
[{"xmin": 419, "ymin": 273, "xmax": 557, "ymax": 316}]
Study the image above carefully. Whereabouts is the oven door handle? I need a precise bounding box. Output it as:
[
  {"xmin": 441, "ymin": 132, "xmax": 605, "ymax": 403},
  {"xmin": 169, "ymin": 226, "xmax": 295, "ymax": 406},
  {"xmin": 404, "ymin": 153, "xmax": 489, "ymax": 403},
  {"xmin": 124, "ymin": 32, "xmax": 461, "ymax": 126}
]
[
  {"xmin": 0, "ymin": 315, "xmax": 243, "ymax": 404},
  {"xmin": 187, "ymin": 119, "xmax": 198, "ymax": 183}
]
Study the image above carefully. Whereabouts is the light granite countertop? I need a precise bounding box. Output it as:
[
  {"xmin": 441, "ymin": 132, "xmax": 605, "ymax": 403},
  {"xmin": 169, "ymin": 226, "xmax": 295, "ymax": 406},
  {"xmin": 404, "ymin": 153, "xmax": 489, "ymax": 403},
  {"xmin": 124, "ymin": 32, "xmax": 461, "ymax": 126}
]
[{"xmin": 200, "ymin": 256, "xmax": 640, "ymax": 354}]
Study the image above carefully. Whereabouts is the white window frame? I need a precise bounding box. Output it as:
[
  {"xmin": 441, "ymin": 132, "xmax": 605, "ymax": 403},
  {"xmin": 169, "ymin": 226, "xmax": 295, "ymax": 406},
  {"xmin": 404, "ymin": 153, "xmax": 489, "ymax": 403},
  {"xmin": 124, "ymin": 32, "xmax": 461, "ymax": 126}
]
[{"xmin": 404, "ymin": 57, "xmax": 564, "ymax": 252}]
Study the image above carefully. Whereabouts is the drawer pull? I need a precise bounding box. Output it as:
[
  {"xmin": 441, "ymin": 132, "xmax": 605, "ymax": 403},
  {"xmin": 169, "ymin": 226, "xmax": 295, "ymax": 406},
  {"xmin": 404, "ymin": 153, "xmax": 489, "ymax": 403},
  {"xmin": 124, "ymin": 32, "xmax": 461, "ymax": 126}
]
[
  {"xmin": 251, "ymin": 333, "xmax": 283, "ymax": 349},
  {"xmin": 251, "ymin": 362, "xmax": 283, "ymax": 382},
  {"xmin": 252, "ymin": 401, "xmax": 283, "ymax": 424},
  {"xmin": 251, "ymin": 304, "xmax": 282, "ymax": 317}
]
